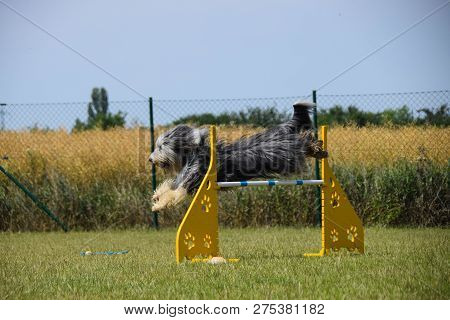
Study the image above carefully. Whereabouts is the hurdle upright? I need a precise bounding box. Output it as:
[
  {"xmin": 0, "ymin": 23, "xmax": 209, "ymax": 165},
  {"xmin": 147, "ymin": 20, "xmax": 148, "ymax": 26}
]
[{"xmin": 175, "ymin": 125, "xmax": 364, "ymax": 263}]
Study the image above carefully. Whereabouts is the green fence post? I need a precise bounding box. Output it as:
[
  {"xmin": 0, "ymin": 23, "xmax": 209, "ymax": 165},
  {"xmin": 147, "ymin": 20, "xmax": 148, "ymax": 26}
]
[
  {"xmin": 313, "ymin": 90, "xmax": 321, "ymax": 226},
  {"xmin": 149, "ymin": 97, "xmax": 159, "ymax": 229},
  {"xmin": 0, "ymin": 165, "xmax": 68, "ymax": 232}
]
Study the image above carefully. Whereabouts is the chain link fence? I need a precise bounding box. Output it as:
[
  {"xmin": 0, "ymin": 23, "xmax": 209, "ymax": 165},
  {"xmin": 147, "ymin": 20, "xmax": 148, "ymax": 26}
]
[
  {"xmin": 153, "ymin": 90, "xmax": 449, "ymax": 166},
  {"xmin": 0, "ymin": 90, "xmax": 448, "ymax": 231},
  {"xmin": 0, "ymin": 100, "xmax": 153, "ymax": 231},
  {"xmin": 316, "ymin": 90, "xmax": 449, "ymax": 166}
]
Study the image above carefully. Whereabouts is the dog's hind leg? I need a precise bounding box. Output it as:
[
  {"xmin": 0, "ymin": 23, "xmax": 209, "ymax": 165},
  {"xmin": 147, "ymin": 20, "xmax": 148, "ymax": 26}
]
[
  {"xmin": 307, "ymin": 139, "xmax": 328, "ymax": 159},
  {"xmin": 299, "ymin": 131, "xmax": 328, "ymax": 159}
]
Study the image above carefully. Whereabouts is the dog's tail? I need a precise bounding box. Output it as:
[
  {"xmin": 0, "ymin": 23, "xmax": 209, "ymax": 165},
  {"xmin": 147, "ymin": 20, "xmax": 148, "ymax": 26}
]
[{"xmin": 290, "ymin": 100, "xmax": 315, "ymax": 131}]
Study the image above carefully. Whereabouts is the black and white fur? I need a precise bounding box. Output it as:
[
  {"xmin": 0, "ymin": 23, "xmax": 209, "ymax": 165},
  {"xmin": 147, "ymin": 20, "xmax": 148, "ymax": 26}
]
[{"xmin": 149, "ymin": 102, "xmax": 327, "ymax": 211}]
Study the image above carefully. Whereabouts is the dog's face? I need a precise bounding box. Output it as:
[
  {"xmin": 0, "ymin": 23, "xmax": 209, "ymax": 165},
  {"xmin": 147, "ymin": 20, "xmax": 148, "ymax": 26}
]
[{"xmin": 149, "ymin": 125, "xmax": 207, "ymax": 171}]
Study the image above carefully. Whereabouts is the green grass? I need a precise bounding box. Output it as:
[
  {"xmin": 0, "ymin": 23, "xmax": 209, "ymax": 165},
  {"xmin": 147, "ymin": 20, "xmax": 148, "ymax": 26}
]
[{"xmin": 0, "ymin": 227, "xmax": 448, "ymax": 299}]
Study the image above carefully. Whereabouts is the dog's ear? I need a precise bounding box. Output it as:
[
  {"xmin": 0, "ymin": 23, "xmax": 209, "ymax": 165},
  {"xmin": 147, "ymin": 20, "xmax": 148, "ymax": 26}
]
[{"xmin": 192, "ymin": 128, "xmax": 208, "ymax": 145}]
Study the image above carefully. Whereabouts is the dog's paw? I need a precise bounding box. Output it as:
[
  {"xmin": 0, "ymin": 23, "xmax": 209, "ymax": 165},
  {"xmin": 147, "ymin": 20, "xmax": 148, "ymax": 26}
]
[
  {"xmin": 152, "ymin": 187, "xmax": 187, "ymax": 211},
  {"xmin": 317, "ymin": 150, "xmax": 328, "ymax": 159},
  {"xmin": 152, "ymin": 201, "xmax": 165, "ymax": 212},
  {"xmin": 152, "ymin": 179, "xmax": 174, "ymax": 202}
]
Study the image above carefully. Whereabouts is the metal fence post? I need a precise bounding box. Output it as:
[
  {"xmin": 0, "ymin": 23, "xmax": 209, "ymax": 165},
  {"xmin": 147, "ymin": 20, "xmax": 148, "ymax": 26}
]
[
  {"xmin": 312, "ymin": 90, "xmax": 321, "ymax": 226},
  {"xmin": 0, "ymin": 165, "xmax": 68, "ymax": 232},
  {"xmin": 149, "ymin": 97, "xmax": 159, "ymax": 229}
]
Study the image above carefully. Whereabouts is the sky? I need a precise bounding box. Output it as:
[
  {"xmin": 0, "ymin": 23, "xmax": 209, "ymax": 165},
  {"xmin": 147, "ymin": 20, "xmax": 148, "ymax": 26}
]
[{"xmin": 0, "ymin": 0, "xmax": 449, "ymax": 128}]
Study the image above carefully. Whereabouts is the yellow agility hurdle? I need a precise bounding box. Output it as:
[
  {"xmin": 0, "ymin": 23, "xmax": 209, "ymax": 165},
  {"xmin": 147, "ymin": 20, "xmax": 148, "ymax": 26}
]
[{"xmin": 175, "ymin": 125, "xmax": 364, "ymax": 263}]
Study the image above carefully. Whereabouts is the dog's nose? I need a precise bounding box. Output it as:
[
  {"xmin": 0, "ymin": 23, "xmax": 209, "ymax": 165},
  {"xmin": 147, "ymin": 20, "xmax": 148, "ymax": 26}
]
[{"xmin": 148, "ymin": 154, "xmax": 158, "ymax": 165}]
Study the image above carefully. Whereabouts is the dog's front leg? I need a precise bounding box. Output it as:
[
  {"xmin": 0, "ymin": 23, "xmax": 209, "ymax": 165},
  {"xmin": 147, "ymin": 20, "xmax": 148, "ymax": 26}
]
[
  {"xmin": 152, "ymin": 179, "xmax": 174, "ymax": 202},
  {"xmin": 152, "ymin": 161, "xmax": 203, "ymax": 211},
  {"xmin": 152, "ymin": 185, "xmax": 187, "ymax": 211}
]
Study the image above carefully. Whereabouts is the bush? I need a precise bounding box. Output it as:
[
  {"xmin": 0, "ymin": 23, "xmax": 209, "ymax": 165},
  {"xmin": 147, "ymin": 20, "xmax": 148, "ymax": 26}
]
[{"xmin": 1, "ymin": 158, "xmax": 448, "ymax": 231}]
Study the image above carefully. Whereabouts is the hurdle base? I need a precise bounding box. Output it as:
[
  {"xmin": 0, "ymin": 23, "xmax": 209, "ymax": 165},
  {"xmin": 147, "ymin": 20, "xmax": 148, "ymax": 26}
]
[{"xmin": 303, "ymin": 249, "xmax": 327, "ymax": 257}]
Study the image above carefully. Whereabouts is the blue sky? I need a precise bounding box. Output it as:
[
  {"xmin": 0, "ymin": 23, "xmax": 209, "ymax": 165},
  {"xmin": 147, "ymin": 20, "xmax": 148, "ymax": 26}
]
[{"xmin": 0, "ymin": 0, "xmax": 449, "ymax": 128}]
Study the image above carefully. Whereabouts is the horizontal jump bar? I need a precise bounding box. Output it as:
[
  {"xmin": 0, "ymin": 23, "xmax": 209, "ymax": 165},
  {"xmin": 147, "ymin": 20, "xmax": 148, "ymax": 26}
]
[{"xmin": 217, "ymin": 180, "xmax": 324, "ymax": 188}]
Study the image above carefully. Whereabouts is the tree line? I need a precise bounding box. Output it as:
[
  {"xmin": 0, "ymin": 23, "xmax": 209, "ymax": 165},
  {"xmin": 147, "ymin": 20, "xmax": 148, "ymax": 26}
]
[
  {"xmin": 74, "ymin": 88, "xmax": 449, "ymax": 131},
  {"xmin": 172, "ymin": 104, "xmax": 449, "ymax": 127}
]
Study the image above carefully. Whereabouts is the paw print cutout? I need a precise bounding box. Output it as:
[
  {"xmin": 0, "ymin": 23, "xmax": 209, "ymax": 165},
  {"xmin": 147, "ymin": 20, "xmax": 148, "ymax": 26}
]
[
  {"xmin": 347, "ymin": 226, "xmax": 358, "ymax": 243},
  {"xmin": 330, "ymin": 229, "xmax": 339, "ymax": 243},
  {"xmin": 203, "ymin": 234, "xmax": 212, "ymax": 248},
  {"xmin": 201, "ymin": 194, "xmax": 212, "ymax": 213},
  {"xmin": 184, "ymin": 232, "xmax": 195, "ymax": 250},
  {"xmin": 329, "ymin": 178, "xmax": 335, "ymax": 188},
  {"xmin": 330, "ymin": 191, "xmax": 340, "ymax": 208}
]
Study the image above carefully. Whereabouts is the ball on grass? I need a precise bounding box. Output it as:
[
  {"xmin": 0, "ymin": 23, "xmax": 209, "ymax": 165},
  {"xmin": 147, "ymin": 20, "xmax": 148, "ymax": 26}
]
[{"xmin": 208, "ymin": 257, "xmax": 227, "ymax": 264}]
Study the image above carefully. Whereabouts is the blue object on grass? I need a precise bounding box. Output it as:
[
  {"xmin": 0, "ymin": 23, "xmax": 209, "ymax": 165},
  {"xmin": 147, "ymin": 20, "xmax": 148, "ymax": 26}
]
[{"xmin": 80, "ymin": 250, "xmax": 129, "ymax": 256}]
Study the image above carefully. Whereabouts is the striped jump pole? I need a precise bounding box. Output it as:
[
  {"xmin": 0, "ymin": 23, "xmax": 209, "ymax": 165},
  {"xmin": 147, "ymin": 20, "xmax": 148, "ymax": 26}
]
[
  {"xmin": 175, "ymin": 125, "xmax": 364, "ymax": 264},
  {"xmin": 218, "ymin": 180, "xmax": 323, "ymax": 188}
]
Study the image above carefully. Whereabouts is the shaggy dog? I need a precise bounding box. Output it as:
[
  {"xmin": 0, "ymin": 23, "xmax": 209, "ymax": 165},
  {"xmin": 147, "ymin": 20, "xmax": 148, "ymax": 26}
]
[{"xmin": 149, "ymin": 101, "xmax": 327, "ymax": 211}]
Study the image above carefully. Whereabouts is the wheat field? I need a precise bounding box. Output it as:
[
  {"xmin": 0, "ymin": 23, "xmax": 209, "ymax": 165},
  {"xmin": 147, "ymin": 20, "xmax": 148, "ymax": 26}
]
[
  {"xmin": 0, "ymin": 126, "xmax": 448, "ymax": 183},
  {"xmin": 218, "ymin": 125, "xmax": 450, "ymax": 166},
  {"xmin": 0, "ymin": 128, "xmax": 145, "ymax": 184}
]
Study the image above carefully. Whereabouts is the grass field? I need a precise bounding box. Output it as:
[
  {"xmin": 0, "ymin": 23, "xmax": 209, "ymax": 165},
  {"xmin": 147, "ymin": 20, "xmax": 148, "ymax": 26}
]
[{"xmin": 0, "ymin": 227, "xmax": 448, "ymax": 299}]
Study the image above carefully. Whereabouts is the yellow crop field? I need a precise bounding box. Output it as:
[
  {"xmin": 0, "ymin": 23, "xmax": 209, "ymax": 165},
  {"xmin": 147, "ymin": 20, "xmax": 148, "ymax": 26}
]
[
  {"xmin": 218, "ymin": 125, "xmax": 450, "ymax": 166},
  {"xmin": 0, "ymin": 128, "xmax": 148, "ymax": 183},
  {"xmin": 327, "ymin": 125, "xmax": 450, "ymax": 166},
  {"xmin": 1, "ymin": 126, "xmax": 448, "ymax": 184}
]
